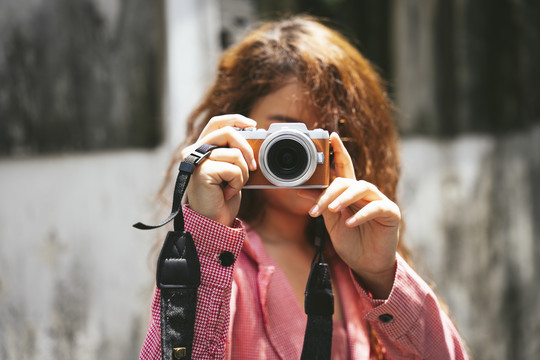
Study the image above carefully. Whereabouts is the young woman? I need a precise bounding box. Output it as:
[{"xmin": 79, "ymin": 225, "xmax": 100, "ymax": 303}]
[{"xmin": 140, "ymin": 15, "xmax": 468, "ymax": 359}]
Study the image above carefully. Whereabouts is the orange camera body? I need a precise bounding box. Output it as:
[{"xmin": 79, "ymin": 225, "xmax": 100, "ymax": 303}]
[{"xmin": 237, "ymin": 123, "xmax": 330, "ymax": 188}]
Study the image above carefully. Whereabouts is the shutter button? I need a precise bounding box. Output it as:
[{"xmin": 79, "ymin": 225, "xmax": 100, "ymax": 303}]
[
  {"xmin": 219, "ymin": 251, "xmax": 235, "ymax": 267},
  {"xmin": 378, "ymin": 314, "xmax": 394, "ymax": 324}
]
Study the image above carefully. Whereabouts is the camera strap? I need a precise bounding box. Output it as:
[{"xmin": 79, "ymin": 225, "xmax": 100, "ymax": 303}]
[
  {"xmin": 134, "ymin": 144, "xmax": 218, "ymax": 360},
  {"xmin": 301, "ymin": 216, "xmax": 334, "ymax": 360},
  {"xmin": 134, "ymin": 144, "xmax": 334, "ymax": 359}
]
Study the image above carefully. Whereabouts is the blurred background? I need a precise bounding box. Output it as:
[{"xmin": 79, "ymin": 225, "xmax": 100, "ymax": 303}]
[{"xmin": 0, "ymin": 0, "xmax": 539, "ymax": 359}]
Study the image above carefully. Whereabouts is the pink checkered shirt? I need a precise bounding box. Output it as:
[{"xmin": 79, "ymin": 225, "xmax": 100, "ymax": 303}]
[{"xmin": 139, "ymin": 206, "xmax": 468, "ymax": 359}]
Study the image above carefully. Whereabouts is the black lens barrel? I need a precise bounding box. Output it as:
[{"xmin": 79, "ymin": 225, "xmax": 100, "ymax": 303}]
[{"xmin": 267, "ymin": 139, "xmax": 309, "ymax": 180}]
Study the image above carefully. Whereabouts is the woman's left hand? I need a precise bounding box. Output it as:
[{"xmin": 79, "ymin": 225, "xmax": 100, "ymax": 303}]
[{"xmin": 298, "ymin": 133, "xmax": 400, "ymax": 299}]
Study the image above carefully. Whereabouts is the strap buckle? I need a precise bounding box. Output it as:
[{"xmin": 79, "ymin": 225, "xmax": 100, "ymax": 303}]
[
  {"xmin": 133, "ymin": 144, "xmax": 218, "ymax": 231},
  {"xmin": 190, "ymin": 148, "xmax": 212, "ymax": 165}
]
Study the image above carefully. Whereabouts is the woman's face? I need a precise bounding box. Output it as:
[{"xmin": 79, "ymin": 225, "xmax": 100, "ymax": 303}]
[{"xmin": 248, "ymin": 80, "xmax": 321, "ymax": 216}]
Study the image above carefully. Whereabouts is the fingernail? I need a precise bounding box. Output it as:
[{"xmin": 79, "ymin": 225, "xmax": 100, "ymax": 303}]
[
  {"xmin": 345, "ymin": 217, "xmax": 356, "ymax": 227},
  {"xmin": 309, "ymin": 205, "xmax": 319, "ymax": 216},
  {"xmin": 251, "ymin": 159, "xmax": 257, "ymax": 171}
]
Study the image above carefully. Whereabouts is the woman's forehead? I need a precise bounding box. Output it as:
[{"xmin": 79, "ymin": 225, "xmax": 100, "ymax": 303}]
[{"xmin": 248, "ymin": 82, "xmax": 322, "ymax": 129}]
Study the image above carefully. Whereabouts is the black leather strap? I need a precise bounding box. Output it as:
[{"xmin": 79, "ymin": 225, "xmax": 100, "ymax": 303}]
[
  {"xmin": 158, "ymin": 231, "xmax": 200, "ymax": 360},
  {"xmin": 133, "ymin": 144, "xmax": 218, "ymax": 231},
  {"xmin": 134, "ymin": 144, "xmax": 218, "ymax": 360},
  {"xmin": 301, "ymin": 216, "xmax": 334, "ymax": 360}
]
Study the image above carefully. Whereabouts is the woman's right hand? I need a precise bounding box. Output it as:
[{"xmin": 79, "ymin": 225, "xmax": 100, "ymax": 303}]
[{"xmin": 180, "ymin": 114, "xmax": 257, "ymax": 227}]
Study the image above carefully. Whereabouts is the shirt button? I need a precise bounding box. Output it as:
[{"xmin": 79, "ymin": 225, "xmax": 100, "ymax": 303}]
[
  {"xmin": 218, "ymin": 251, "xmax": 235, "ymax": 267},
  {"xmin": 378, "ymin": 314, "xmax": 394, "ymax": 324}
]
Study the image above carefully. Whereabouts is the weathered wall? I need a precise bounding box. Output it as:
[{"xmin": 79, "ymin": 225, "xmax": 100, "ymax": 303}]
[
  {"xmin": 400, "ymin": 127, "xmax": 540, "ymax": 359},
  {"xmin": 0, "ymin": 0, "xmax": 165, "ymax": 156},
  {"xmin": 392, "ymin": 1, "xmax": 540, "ymax": 358},
  {"xmin": 0, "ymin": 151, "xmax": 166, "ymax": 360},
  {"xmin": 0, "ymin": 0, "xmax": 223, "ymax": 359},
  {"xmin": 393, "ymin": 0, "xmax": 540, "ymax": 136}
]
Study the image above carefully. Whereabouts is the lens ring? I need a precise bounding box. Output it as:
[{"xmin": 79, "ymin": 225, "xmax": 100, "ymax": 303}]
[
  {"xmin": 266, "ymin": 139, "xmax": 308, "ymax": 180},
  {"xmin": 259, "ymin": 129, "xmax": 317, "ymax": 187}
]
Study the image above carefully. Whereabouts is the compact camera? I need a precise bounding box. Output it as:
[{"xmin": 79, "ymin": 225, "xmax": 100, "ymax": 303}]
[{"xmin": 237, "ymin": 123, "xmax": 330, "ymax": 188}]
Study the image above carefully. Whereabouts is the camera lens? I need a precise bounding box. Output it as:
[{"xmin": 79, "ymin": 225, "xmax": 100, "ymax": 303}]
[
  {"xmin": 258, "ymin": 128, "xmax": 318, "ymax": 187},
  {"xmin": 267, "ymin": 139, "xmax": 309, "ymax": 180}
]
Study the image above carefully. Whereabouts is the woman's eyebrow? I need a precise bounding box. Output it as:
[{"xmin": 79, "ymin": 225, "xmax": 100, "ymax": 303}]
[{"xmin": 268, "ymin": 115, "xmax": 300, "ymax": 123}]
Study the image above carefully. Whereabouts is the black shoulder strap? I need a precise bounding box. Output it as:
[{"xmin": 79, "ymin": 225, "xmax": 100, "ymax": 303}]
[
  {"xmin": 301, "ymin": 216, "xmax": 334, "ymax": 360},
  {"xmin": 134, "ymin": 144, "xmax": 218, "ymax": 360}
]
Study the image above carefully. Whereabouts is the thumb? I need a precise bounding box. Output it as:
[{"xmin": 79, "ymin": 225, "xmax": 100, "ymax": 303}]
[{"xmin": 330, "ymin": 132, "xmax": 355, "ymax": 179}]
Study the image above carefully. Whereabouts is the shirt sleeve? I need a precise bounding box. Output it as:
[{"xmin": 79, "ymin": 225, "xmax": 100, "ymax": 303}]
[
  {"xmin": 352, "ymin": 253, "xmax": 469, "ymax": 359},
  {"xmin": 139, "ymin": 205, "xmax": 246, "ymax": 360}
]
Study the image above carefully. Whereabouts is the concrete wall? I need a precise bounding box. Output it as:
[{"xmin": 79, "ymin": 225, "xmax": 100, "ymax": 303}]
[
  {"xmin": 399, "ymin": 128, "xmax": 540, "ymax": 359},
  {"xmin": 0, "ymin": 151, "xmax": 165, "ymax": 359},
  {"xmin": 0, "ymin": 0, "xmax": 223, "ymax": 359},
  {"xmin": 393, "ymin": 1, "xmax": 540, "ymax": 357}
]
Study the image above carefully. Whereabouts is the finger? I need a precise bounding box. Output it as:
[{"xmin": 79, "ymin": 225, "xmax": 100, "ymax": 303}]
[
  {"xmin": 330, "ymin": 132, "xmax": 355, "ymax": 179},
  {"xmin": 197, "ymin": 127, "xmax": 257, "ymax": 171},
  {"xmin": 308, "ymin": 177, "xmax": 353, "ymax": 217},
  {"xmin": 208, "ymin": 147, "xmax": 250, "ymax": 186},
  {"xmin": 198, "ymin": 160, "xmax": 246, "ymax": 200},
  {"xmin": 200, "ymin": 114, "xmax": 257, "ymax": 138},
  {"xmin": 327, "ymin": 180, "xmax": 386, "ymax": 213},
  {"xmin": 344, "ymin": 199, "xmax": 401, "ymax": 228}
]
